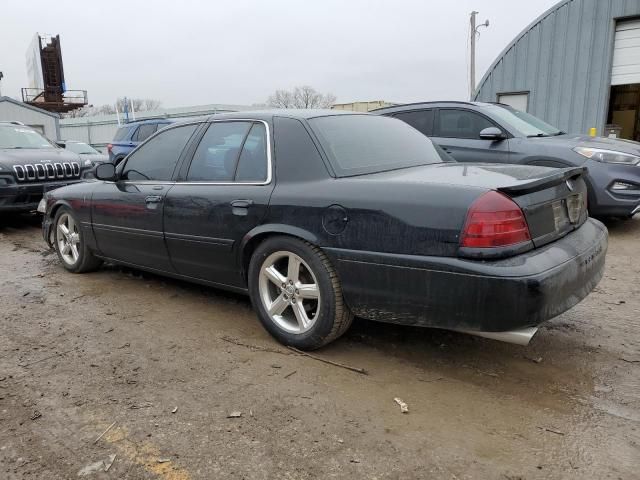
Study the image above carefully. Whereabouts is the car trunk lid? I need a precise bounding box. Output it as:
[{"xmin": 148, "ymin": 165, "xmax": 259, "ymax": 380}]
[{"xmin": 497, "ymin": 166, "xmax": 588, "ymax": 247}]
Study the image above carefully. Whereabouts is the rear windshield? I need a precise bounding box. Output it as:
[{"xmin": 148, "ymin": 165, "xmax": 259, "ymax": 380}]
[
  {"xmin": 113, "ymin": 127, "xmax": 131, "ymax": 141},
  {"xmin": 0, "ymin": 125, "xmax": 53, "ymax": 149},
  {"xmin": 308, "ymin": 115, "xmax": 446, "ymax": 176}
]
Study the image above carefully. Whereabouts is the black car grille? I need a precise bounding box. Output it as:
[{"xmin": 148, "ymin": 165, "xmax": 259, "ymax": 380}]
[{"xmin": 12, "ymin": 162, "xmax": 81, "ymax": 182}]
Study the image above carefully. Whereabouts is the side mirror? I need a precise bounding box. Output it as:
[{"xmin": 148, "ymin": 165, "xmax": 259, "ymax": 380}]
[
  {"xmin": 479, "ymin": 127, "xmax": 505, "ymax": 141},
  {"xmin": 95, "ymin": 162, "xmax": 117, "ymax": 181}
]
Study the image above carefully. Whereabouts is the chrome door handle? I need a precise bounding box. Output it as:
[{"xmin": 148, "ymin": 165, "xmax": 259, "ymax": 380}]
[
  {"xmin": 145, "ymin": 195, "xmax": 163, "ymax": 203},
  {"xmin": 231, "ymin": 199, "xmax": 253, "ymax": 216},
  {"xmin": 230, "ymin": 199, "xmax": 253, "ymax": 208}
]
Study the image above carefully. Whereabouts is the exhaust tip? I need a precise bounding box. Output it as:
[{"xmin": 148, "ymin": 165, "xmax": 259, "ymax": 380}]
[{"xmin": 456, "ymin": 327, "xmax": 539, "ymax": 346}]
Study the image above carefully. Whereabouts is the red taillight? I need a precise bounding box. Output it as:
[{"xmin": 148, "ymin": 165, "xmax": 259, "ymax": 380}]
[
  {"xmin": 460, "ymin": 191, "xmax": 531, "ymax": 248},
  {"xmin": 107, "ymin": 143, "xmax": 113, "ymax": 153}
]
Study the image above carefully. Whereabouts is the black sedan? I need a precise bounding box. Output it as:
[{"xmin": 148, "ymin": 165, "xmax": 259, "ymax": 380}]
[{"xmin": 40, "ymin": 110, "xmax": 608, "ymax": 349}]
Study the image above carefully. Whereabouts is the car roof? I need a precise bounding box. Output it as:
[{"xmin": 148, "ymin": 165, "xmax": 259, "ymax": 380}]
[
  {"xmin": 118, "ymin": 118, "xmax": 175, "ymax": 127},
  {"xmin": 200, "ymin": 109, "xmax": 368, "ymax": 122},
  {"xmin": 371, "ymin": 101, "xmax": 497, "ymax": 114}
]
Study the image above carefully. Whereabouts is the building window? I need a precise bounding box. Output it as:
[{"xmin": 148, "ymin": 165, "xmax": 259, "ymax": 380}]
[{"xmin": 497, "ymin": 92, "xmax": 529, "ymax": 112}]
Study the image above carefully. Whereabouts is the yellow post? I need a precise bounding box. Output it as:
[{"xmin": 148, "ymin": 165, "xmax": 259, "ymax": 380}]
[{"xmin": 589, "ymin": 127, "xmax": 597, "ymax": 137}]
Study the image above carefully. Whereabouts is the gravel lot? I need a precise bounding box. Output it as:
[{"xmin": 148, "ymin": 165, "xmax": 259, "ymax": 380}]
[{"xmin": 0, "ymin": 213, "xmax": 638, "ymax": 479}]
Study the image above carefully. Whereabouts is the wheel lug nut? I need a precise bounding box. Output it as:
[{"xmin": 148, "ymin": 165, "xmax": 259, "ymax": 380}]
[{"xmin": 295, "ymin": 289, "xmax": 299, "ymax": 294}]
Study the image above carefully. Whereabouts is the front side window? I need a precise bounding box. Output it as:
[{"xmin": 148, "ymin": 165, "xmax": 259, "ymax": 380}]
[
  {"xmin": 122, "ymin": 124, "xmax": 198, "ymax": 181},
  {"xmin": 436, "ymin": 109, "xmax": 496, "ymax": 139},
  {"xmin": 308, "ymin": 114, "xmax": 445, "ymax": 177},
  {"xmin": 0, "ymin": 125, "xmax": 53, "ymax": 149},
  {"xmin": 393, "ymin": 110, "xmax": 434, "ymax": 136},
  {"xmin": 133, "ymin": 124, "xmax": 158, "ymax": 142},
  {"xmin": 187, "ymin": 122, "xmax": 253, "ymax": 181}
]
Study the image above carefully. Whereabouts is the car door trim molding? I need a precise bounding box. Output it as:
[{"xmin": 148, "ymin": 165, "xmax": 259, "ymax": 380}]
[
  {"xmin": 165, "ymin": 231, "xmax": 234, "ymax": 247},
  {"xmin": 92, "ymin": 222, "xmax": 164, "ymax": 238}
]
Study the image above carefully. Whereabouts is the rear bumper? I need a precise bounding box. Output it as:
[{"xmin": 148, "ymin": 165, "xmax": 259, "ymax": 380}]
[
  {"xmin": 325, "ymin": 218, "xmax": 607, "ymax": 332},
  {"xmin": 0, "ymin": 180, "xmax": 84, "ymax": 212}
]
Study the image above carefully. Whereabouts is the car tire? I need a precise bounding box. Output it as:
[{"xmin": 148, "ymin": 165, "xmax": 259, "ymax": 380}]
[
  {"xmin": 53, "ymin": 207, "xmax": 102, "ymax": 273},
  {"xmin": 248, "ymin": 236, "xmax": 353, "ymax": 350}
]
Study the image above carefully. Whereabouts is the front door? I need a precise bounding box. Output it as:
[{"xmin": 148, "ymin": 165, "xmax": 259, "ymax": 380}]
[
  {"xmin": 164, "ymin": 120, "xmax": 274, "ymax": 287},
  {"xmin": 430, "ymin": 108, "xmax": 511, "ymax": 163},
  {"xmin": 91, "ymin": 123, "xmax": 200, "ymax": 271}
]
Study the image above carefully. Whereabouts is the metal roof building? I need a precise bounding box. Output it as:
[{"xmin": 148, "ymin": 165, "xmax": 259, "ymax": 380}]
[
  {"xmin": 473, "ymin": 0, "xmax": 640, "ymax": 140},
  {"xmin": 0, "ymin": 96, "xmax": 60, "ymax": 139}
]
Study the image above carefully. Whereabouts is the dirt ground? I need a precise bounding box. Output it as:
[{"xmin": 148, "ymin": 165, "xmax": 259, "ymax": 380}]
[{"xmin": 0, "ymin": 214, "xmax": 638, "ymax": 480}]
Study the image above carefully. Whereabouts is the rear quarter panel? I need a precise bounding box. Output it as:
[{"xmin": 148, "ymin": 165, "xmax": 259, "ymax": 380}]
[
  {"xmin": 268, "ymin": 115, "xmax": 482, "ymax": 257},
  {"xmin": 266, "ymin": 176, "xmax": 481, "ymax": 257}
]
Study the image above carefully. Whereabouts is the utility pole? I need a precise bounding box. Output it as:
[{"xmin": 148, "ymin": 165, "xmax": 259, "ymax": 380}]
[
  {"xmin": 470, "ymin": 11, "xmax": 489, "ymax": 100},
  {"xmin": 0, "ymin": 71, "xmax": 4, "ymax": 97}
]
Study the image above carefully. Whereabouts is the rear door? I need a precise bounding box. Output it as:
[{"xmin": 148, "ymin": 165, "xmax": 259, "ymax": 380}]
[
  {"xmin": 164, "ymin": 120, "xmax": 274, "ymax": 287},
  {"xmin": 391, "ymin": 109, "xmax": 435, "ymax": 137},
  {"xmin": 431, "ymin": 108, "xmax": 511, "ymax": 163},
  {"xmin": 92, "ymin": 123, "xmax": 200, "ymax": 271}
]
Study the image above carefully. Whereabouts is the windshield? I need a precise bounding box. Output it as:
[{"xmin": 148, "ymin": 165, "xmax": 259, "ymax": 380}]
[
  {"xmin": 65, "ymin": 141, "xmax": 99, "ymax": 154},
  {"xmin": 485, "ymin": 105, "xmax": 562, "ymax": 137},
  {"xmin": 308, "ymin": 115, "xmax": 447, "ymax": 176},
  {"xmin": 0, "ymin": 125, "xmax": 54, "ymax": 149}
]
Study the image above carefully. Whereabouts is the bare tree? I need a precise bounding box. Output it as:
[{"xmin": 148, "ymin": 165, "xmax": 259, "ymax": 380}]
[
  {"xmin": 62, "ymin": 98, "xmax": 163, "ymax": 118},
  {"xmin": 267, "ymin": 86, "xmax": 336, "ymax": 109},
  {"xmin": 116, "ymin": 97, "xmax": 162, "ymax": 114},
  {"xmin": 267, "ymin": 89, "xmax": 296, "ymax": 108}
]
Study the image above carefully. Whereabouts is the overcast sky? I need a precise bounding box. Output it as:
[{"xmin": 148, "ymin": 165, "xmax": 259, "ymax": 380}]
[{"xmin": 1, "ymin": 0, "xmax": 559, "ymax": 108}]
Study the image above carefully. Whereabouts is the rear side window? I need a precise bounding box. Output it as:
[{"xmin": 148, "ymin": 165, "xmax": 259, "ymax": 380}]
[
  {"xmin": 235, "ymin": 123, "xmax": 268, "ymax": 182},
  {"xmin": 133, "ymin": 124, "xmax": 158, "ymax": 142},
  {"xmin": 393, "ymin": 110, "xmax": 434, "ymax": 136},
  {"xmin": 187, "ymin": 122, "xmax": 252, "ymax": 181},
  {"xmin": 122, "ymin": 124, "xmax": 198, "ymax": 181},
  {"xmin": 436, "ymin": 109, "xmax": 495, "ymax": 139},
  {"xmin": 113, "ymin": 127, "xmax": 131, "ymax": 141}
]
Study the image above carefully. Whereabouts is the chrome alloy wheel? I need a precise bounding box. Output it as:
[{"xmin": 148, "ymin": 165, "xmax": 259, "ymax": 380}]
[
  {"xmin": 56, "ymin": 213, "xmax": 81, "ymax": 266},
  {"xmin": 258, "ymin": 251, "xmax": 320, "ymax": 334}
]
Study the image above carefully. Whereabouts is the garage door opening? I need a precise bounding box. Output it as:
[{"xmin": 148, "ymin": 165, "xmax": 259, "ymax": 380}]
[
  {"xmin": 606, "ymin": 19, "xmax": 640, "ymax": 140},
  {"xmin": 607, "ymin": 84, "xmax": 640, "ymax": 140}
]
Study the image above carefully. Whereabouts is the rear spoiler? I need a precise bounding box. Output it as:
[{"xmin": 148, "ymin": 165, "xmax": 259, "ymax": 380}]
[{"xmin": 497, "ymin": 166, "xmax": 586, "ymax": 195}]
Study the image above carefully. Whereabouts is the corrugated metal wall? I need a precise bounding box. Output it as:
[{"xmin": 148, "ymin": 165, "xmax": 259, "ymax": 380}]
[
  {"xmin": 474, "ymin": 0, "xmax": 640, "ymax": 135},
  {"xmin": 0, "ymin": 100, "xmax": 59, "ymax": 139}
]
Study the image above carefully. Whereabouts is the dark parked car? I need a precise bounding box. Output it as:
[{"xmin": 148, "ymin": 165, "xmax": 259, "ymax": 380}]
[
  {"xmin": 107, "ymin": 119, "xmax": 175, "ymax": 164},
  {"xmin": 0, "ymin": 122, "xmax": 93, "ymax": 213},
  {"xmin": 56, "ymin": 140, "xmax": 109, "ymax": 165},
  {"xmin": 375, "ymin": 101, "xmax": 640, "ymax": 218},
  {"xmin": 40, "ymin": 111, "xmax": 607, "ymax": 349}
]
